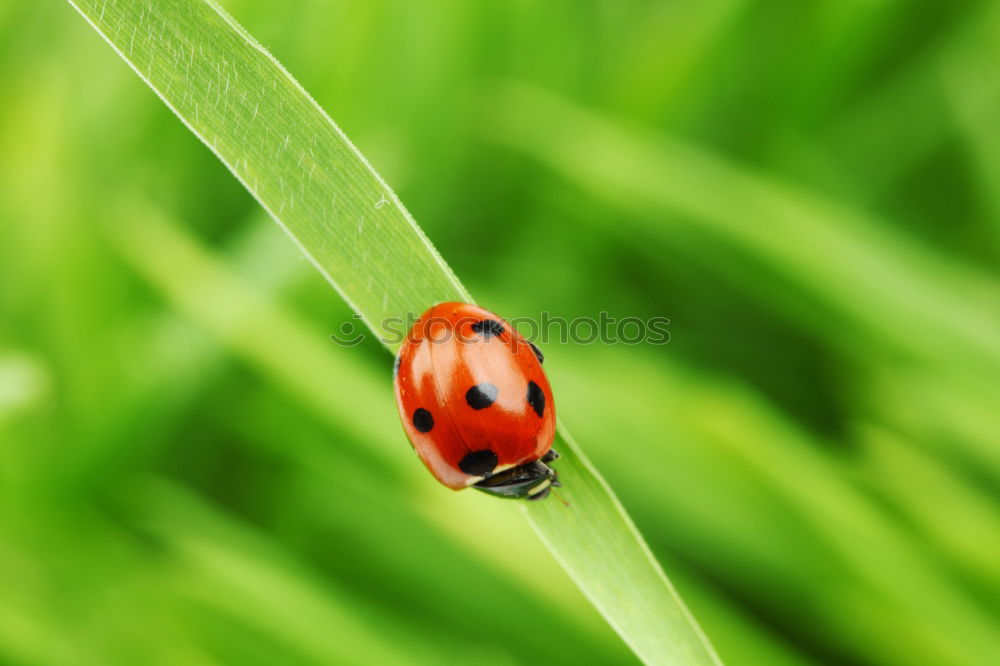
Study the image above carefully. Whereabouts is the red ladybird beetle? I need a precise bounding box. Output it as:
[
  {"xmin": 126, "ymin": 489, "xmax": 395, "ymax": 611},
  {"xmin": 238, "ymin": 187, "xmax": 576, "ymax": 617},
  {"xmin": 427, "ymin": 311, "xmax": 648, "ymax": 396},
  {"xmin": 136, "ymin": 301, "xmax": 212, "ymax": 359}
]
[{"xmin": 393, "ymin": 302, "xmax": 559, "ymax": 500}]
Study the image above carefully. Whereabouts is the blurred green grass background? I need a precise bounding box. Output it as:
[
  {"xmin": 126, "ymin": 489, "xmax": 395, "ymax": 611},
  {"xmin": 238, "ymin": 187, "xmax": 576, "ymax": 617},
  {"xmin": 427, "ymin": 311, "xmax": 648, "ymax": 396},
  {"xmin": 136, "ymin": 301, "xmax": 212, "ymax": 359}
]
[{"xmin": 3, "ymin": 1, "xmax": 1000, "ymax": 664}]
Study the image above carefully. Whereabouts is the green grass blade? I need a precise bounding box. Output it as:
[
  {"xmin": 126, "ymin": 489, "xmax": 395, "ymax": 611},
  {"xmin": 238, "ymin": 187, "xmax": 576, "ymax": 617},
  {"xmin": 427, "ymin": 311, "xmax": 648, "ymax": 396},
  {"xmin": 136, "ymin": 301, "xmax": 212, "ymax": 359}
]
[
  {"xmin": 529, "ymin": 429, "xmax": 722, "ymax": 666},
  {"xmin": 69, "ymin": 0, "xmax": 466, "ymax": 336},
  {"xmin": 65, "ymin": 1, "xmax": 721, "ymax": 663}
]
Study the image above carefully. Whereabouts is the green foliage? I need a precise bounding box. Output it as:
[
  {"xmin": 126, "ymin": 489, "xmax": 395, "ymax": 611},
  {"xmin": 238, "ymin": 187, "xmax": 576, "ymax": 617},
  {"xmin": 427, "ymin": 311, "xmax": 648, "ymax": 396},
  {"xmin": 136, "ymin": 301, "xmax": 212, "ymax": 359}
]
[
  {"xmin": 62, "ymin": 1, "xmax": 720, "ymax": 663},
  {"xmin": 3, "ymin": 1, "xmax": 1000, "ymax": 665}
]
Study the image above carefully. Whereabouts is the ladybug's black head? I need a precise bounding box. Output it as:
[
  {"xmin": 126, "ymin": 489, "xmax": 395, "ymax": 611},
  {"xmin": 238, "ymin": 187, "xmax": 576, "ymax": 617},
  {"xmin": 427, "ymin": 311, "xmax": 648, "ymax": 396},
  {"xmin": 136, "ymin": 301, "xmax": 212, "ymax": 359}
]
[{"xmin": 472, "ymin": 451, "xmax": 560, "ymax": 501}]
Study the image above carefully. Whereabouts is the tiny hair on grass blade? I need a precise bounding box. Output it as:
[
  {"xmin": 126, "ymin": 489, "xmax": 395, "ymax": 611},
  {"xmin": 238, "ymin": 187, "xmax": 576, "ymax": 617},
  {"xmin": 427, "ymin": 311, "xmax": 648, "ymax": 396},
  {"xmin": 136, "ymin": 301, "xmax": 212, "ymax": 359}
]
[{"xmin": 64, "ymin": 0, "xmax": 723, "ymax": 663}]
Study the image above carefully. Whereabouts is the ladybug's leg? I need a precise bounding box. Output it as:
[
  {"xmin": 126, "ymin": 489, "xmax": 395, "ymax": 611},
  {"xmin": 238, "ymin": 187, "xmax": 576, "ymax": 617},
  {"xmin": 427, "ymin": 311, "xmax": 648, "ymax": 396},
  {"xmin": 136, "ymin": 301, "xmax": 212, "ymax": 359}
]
[
  {"xmin": 539, "ymin": 449, "xmax": 562, "ymax": 488},
  {"xmin": 528, "ymin": 341, "xmax": 544, "ymax": 364}
]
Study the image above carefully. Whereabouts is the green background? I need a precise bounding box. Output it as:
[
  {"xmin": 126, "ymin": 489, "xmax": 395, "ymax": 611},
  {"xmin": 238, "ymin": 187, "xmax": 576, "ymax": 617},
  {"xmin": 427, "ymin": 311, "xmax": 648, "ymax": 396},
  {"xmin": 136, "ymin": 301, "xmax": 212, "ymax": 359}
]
[{"xmin": 2, "ymin": 1, "xmax": 999, "ymax": 664}]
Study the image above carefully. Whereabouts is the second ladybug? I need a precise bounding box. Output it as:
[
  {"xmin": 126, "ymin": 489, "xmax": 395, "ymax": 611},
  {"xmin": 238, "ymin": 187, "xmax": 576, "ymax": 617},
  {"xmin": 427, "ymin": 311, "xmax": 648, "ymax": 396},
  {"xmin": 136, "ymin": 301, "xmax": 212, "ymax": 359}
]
[{"xmin": 393, "ymin": 302, "xmax": 560, "ymax": 500}]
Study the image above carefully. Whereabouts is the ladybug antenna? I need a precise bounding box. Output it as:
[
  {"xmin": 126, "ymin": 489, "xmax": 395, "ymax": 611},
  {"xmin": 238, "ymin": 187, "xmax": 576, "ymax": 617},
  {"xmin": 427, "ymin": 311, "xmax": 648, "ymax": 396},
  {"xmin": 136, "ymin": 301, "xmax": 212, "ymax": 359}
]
[{"xmin": 551, "ymin": 486, "xmax": 570, "ymax": 508}]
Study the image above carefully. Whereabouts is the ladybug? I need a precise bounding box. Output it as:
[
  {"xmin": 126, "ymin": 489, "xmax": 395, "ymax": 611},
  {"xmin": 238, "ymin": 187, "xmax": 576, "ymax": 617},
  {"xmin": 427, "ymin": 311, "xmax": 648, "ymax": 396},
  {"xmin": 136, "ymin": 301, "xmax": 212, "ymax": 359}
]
[{"xmin": 393, "ymin": 302, "xmax": 560, "ymax": 500}]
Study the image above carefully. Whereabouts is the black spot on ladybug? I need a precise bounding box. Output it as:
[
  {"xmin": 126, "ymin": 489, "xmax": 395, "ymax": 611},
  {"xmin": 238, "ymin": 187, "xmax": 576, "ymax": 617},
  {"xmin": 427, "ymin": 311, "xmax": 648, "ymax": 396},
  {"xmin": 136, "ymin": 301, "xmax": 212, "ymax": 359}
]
[
  {"xmin": 526, "ymin": 381, "xmax": 545, "ymax": 417},
  {"xmin": 528, "ymin": 341, "xmax": 544, "ymax": 364},
  {"xmin": 466, "ymin": 382, "xmax": 499, "ymax": 409},
  {"xmin": 459, "ymin": 449, "xmax": 499, "ymax": 476},
  {"xmin": 471, "ymin": 319, "xmax": 505, "ymax": 339},
  {"xmin": 412, "ymin": 408, "xmax": 434, "ymax": 432},
  {"xmin": 393, "ymin": 354, "xmax": 401, "ymax": 378}
]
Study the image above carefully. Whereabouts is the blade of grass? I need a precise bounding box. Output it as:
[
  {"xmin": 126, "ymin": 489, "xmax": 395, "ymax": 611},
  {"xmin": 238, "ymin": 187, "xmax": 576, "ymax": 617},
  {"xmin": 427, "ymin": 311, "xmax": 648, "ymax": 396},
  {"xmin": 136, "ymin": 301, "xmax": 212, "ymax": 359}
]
[
  {"xmin": 107, "ymin": 205, "xmax": 634, "ymax": 664},
  {"xmin": 556, "ymin": 345, "xmax": 1000, "ymax": 665},
  {"xmin": 65, "ymin": 1, "xmax": 721, "ymax": 663}
]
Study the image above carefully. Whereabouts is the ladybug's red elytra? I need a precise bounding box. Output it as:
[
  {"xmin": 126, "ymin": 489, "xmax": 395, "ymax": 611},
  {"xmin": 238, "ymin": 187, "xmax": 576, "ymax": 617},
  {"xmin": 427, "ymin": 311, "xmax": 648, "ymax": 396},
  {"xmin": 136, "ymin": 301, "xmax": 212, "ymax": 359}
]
[{"xmin": 393, "ymin": 302, "xmax": 560, "ymax": 500}]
